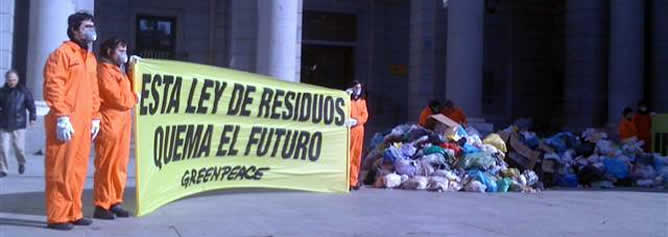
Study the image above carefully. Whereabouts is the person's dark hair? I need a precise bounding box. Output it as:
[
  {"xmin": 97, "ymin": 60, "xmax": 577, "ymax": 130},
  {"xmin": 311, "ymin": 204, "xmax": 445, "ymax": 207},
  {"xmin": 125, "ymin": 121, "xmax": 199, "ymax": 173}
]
[
  {"xmin": 4, "ymin": 69, "xmax": 18, "ymax": 79},
  {"xmin": 637, "ymin": 100, "xmax": 648, "ymax": 108},
  {"xmin": 67, "ymin": 11, "xmax": 94, "ymax": 40},
  {"xmin": 429, "ymin": 100, "xmax": 441, "ymax": 108},
  {"xmin": 350, "ymin": 80, "xmax": 362, "ymax": 88},
  {"xmin": 99, "ymin": 37, "xmax": 128, "ymax": 61},
  {"xmin": 622, "ymin": 107, "xmax": 633, "ymax": 117},
  {"xmin": 444, "ymin": 100, "xmax": 454, "ymax": 108}
]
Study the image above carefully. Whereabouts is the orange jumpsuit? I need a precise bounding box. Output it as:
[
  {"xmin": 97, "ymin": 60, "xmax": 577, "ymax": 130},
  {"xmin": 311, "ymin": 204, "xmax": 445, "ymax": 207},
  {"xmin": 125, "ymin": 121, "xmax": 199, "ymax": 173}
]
[
  {"xmin": 633, "ymin": 114, "xmax": 652, "ymax": 152},
  {"xmin": 618, "ymin": 118, "xmax": 638, "ymax": 141},
  {"xmin": 349, "ymin": 98, "xmax": 368, "ymax": 188},
  {"xmin": 442, "ymin": 107, "xmax": 468, "ymax": 125},
  {"xmin": 94, "ymin": 62, "xmax": 138, "ymax": 210},
  {"xmin": 43, "ymin": 41, "xmax": 100, "ymax": 224},
  {"xmin": 419, "ymin": 107, "xmax": 435, "ymax": 127}
]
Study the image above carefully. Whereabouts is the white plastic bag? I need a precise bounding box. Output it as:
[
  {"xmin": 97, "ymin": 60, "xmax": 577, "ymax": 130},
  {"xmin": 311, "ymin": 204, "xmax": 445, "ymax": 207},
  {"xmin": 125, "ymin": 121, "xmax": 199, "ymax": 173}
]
[{"xmin": 383, "ymin": 173, "xmax": 402, "ymax": 188}]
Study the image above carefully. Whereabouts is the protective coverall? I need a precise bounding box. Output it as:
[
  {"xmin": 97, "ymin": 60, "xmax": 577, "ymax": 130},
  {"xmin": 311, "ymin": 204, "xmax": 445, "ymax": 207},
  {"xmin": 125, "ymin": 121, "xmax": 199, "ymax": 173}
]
[
  {"xmin": 93, "ymin": 62, "xmax": 137, "ymax": 210},
  {"xmin": 442, "ymin": 107, "xmax": 468, "ymax": 125},
  {"xmin": 43, "ymin": 41, "xmax": 100, "ymax": 224},
  {"xmin": 633, "ymin": 113, "xmax": 652, "ymax": 152},
  {"xmin": 349, "ymin": 98, "xmax": 368, "ymax": 188},
  {"xmin": 418, "ymin": 107, "xmax": 436, "ymax": 127},
  {"xmin": 618, "ymin": 118, "xmax": 638, "ymax": 141}
]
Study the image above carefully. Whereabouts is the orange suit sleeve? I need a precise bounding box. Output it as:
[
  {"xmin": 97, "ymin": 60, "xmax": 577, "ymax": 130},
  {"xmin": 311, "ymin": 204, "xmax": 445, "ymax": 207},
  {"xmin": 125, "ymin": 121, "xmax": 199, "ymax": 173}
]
[
  {"xmin": 43, "ymin": 50, "xmax": 71, "ymax": 117},
  {"xmin": 353, "ymin": 100, "xmax": 369, "ymax": 126},
  {"xmin": 98, "ymin": 68, "xmax": 138, "ymax": 111}
]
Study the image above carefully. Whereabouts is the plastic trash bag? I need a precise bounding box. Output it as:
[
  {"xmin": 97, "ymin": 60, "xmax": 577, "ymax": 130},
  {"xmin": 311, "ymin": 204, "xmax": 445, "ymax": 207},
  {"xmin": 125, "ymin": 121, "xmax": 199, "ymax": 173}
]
[
  {"xmin": 383, "ymin": 146, "xmax": 407, "ymax": 163},
  {"xmin": 502, "ymin": 168, "xmax": 521, "ymax": 178},
  {"xmin": 481, "ymin": 144, "xmax": 501, "ymax": 156},
  {"xmin": 394, "ymin": 159, "xmax": 417, "ymax": 176},
  {"xmin": 557, "ymin": 174, "xmax": 578, "ymax": 187},
  {"xmin": 632, "ymin": 164, "xmax": 657, "ymax": 180},
  {"xmin": 522, "ymin": 170, "xmax": 539, "ymax": 186},
  {"xmin": 462, "ymin": 144, "xmax": 482, "ymax": 154},
  {"xmin": 466, "ymin": 126, "xmax": 481, "ymax": 137},
  {"xmin": 603, "ymin": 158, "xmax": 630, "ymax": 179},
  {"xmin": 399, "ymin": 143, "xmax": 417, "ymax": 158},
  {"xmin": 424, "ymin": 145, "xmax": 446, "ymax": 156},
  {"xmin": 465, "ymin": 180, "xmax": 487, "ymax": 193},
  {"xmin": 427, "ymin": 176, "xmax": 450, "ymax": 192},
  {"xmin": 544, "ymin": 132, "xmax": 577, "ymax": 153},
  {"xmin": 497, "ymin": 178, "xmax": 512, "ymax": 192},
  {"xmin": 369, "ymin": 133, "xmax": 386, "ymax": 151},
  {"xmin": 433, "ymin": 169, "xmax": 461, "ymax": 182},
  {"xmin": 460, "ymin": 152, "xmax": 496, "ymax": 170},
  {"xmin": 421, "ymin": 153, "xmax": 447, "ymax": 168},
  {"xmin": 383, "ymin": 173, "xmax": 402, "ymax": 188},
  {"xmin": 401, "ymin": 176, "xmax": 429, "ymax": 190},
  {"xmin": 467, "ymin": 170, "xmax": 497, "ymax": 192},
  {"xmin": 415, "ymin": 160, "xmax": 435, "ymax": 177},
  {"xmin": 483, "ymin": 133, "xmax": 508, "ymax": 153},
  {"xmin": 520, "ymin": 131, "xmax": 541, "ymax": 149},
  {"xmin": 596, "ymin": 140, "xmax": 620, "ymax": 157}
]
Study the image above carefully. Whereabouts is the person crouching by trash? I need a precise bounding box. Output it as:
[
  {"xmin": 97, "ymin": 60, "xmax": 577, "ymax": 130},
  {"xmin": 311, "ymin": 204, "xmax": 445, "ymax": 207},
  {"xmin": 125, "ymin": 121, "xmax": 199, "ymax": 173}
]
[
  {"xmin": 92, "ymin": 38, "xmax": 139, "ymax": 220},
  {"xmin": 345, "ymin": 81, "xmax": 368, "ymax": 191},
  {"xmin": 441, "ymin": 100, "xmax": 467, "ymax": 126},
  {"xmin": 618, "ymin": 107, "xmax": 638, "ymax": 142},
  {"xmin": 633, "ymin": 101, "xmax": 653, "ymax": 152},
  {"xmin": 419, "ymin": 100, "xmax": 442, "ymax": 127}
]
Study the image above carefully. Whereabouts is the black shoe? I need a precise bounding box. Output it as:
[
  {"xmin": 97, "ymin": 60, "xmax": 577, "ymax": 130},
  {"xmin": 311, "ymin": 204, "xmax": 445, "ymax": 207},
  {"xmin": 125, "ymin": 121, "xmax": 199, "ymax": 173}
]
[
  {"xmin": 47, "ymin": 223, "xmax": 74, "ymax": 231},
  {"xmin": 18, "ymin": 164, "xmax": 25, "ymax": 175},
  {"xmin": 0, "ymin": 172, "xmax": 6, "ymax": 178},
  {"xmin": 94, "ymin": 206, "xmax": 115, "ymax": 220},
  {"xmin": 72, "ymin": 217, "xmax": 93, "ymax": 226},
  {"xmin": 111, "ymin": 204, "xmax": 130, "ymax": 218}
]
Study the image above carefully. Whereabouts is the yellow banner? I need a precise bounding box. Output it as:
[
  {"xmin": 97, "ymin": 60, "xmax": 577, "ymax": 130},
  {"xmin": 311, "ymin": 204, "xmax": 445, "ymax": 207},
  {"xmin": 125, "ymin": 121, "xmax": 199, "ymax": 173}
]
[{"xmin": 132, "ymin": 59, "xmax": 351, "ymax": 216}]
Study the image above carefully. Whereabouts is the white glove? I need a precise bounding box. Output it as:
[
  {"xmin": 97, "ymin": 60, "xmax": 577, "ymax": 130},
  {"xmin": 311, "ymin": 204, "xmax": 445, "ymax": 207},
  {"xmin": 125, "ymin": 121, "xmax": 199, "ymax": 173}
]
[
  {"xmin": 56, "ymin": 117, "xmax": 75, "ymax": 142},
  {"xmin": 345, "ymin": 89, "xmax": 353, "ymax": 95},
  {"xmin": 129, "ymin": 55, "xmax": 142, "ymax": 65},
  {"xmin": 91, "ymin": 120, "xmax": 100, "ymax": 141},
  {"xmin": 346, "ymin": 118, "xmax": 358, "ymax": 128}
]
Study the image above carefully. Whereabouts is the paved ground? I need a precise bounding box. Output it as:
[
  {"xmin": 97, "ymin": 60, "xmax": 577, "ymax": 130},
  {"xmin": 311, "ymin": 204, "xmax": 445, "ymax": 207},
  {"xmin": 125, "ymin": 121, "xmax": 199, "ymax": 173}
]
[{"xmin": 1, "ymin": 123, "xmax": 667, "ymax": 237}]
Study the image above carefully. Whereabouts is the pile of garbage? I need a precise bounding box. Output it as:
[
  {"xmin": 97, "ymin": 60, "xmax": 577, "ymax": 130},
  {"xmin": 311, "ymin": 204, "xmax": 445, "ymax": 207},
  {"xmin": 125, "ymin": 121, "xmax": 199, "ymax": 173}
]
[
  {"xmin": 363, "ymin": 124, "xmax": 542, "ymax": 193},
  {"xmin": 519, "ymin": 127, "xmax": 668, "ymax": 189}
]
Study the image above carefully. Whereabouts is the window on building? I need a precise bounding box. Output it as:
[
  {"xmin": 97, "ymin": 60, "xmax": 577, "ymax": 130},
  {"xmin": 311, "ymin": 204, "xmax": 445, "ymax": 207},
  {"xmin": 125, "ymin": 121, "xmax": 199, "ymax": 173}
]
[{"xmin": 136, "ymin": 15, "xmax": 176, "ymax": 59}]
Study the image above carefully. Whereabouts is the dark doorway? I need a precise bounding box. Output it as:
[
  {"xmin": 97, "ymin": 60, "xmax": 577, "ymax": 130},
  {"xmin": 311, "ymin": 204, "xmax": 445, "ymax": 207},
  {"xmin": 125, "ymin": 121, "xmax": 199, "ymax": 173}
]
[{"xmin": 300, "ymin": 45, "xmax": 354, "ymax": 90}]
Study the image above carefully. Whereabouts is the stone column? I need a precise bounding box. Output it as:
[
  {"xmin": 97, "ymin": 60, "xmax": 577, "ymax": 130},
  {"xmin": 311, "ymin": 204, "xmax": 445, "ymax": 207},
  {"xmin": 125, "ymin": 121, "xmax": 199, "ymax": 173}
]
[
  {"xmin": 256, "ymin": 0, "xmax": 302, "ymax": 82},
  {"xmin": 446, "ymin": 0, "xmax": 484, "ymax": 118},
  {"xmin": 409, "ymin": 0, "xmax": 439, "ymax": 122},
  {"xmin": 26, "ymin": 0, "xmax": 95, "ymax": 102},
  {"xmin": 652, "ymin": 0, "xmax": 668, "ymax": 112},
  {"xmin": 0, "ymin": 0, "xmax": 15, "ymax": 85},
  {"xmin": 608, "ymin": 0, "xmax": 645, "ymax": 124},
  {"xmin": 564, "ymin": 0, "xmax": 607, "ymax": 130}
]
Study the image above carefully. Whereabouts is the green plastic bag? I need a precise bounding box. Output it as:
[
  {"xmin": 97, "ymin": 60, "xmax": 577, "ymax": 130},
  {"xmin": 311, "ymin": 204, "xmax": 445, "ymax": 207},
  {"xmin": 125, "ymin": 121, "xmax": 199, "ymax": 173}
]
[{"xmin": 496, "ymin": 177, "xmax": 512, "ymax": 192}]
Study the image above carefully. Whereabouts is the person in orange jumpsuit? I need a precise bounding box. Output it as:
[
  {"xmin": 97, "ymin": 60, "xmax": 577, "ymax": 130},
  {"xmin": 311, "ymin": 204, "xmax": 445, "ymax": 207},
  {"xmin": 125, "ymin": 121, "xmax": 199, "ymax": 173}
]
[
  {"xmin": 618, "ymin": 107, "xmax": 638, "ymax": 141},
  {"xmin": 43, "ymin": 12, "xmax": 101, "ymax": 231},
  {"xmin": 93, "ymin": 38, "xmax": 138, "ymax": 220},
  {"xmin": 418, "ymin": 100, "xmax": 442, "ymax": 127},
  {"xmin": 633, "ymin": 101, "xmax": 652, "ymax": 152},
  {"xmin": 441, "ymin": 100, "xmax": 468, "ymax": 125},
  {"xmin": 346, "ymin": 81, "xmax": 368, "ymax": 190}
]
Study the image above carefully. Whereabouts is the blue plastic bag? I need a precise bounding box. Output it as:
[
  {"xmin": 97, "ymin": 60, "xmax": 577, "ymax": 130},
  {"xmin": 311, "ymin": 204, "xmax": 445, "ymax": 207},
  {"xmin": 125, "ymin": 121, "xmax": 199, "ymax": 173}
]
[
  {"xmin": 383, "ymin": 146, "xmax": 407, "ymax": 163},
  {"xmin": 603, "ymin": 158, "xmax": 630, "ymax": 179},
  {"xmin": 558, "ymin": 174, "xmax": 578, "ymax": 187},
  {"xmin": 497, "ymin": 178, "xmax": 512, "ymax": 192},
  {"xmin": 462, "ymin": 144, "xmax": 481, "ymax": 154},
  {"xmin": 468, "ymin": 170, "xmax": 497, "ymax": 192}
]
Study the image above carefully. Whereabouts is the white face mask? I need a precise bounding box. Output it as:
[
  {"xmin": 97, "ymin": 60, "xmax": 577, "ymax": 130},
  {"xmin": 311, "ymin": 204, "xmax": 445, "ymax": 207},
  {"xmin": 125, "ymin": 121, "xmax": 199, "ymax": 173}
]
[
  {"xmin": 353, "ymin": 88, "xmax": 362, "ymax": 96},
  {"xmin": 83, "ymin": 29, "xmax": 97, "ymax": 42},
  {"xmin": 118, "ymin": 53, "xmax": 128, "ymax": 64}
]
